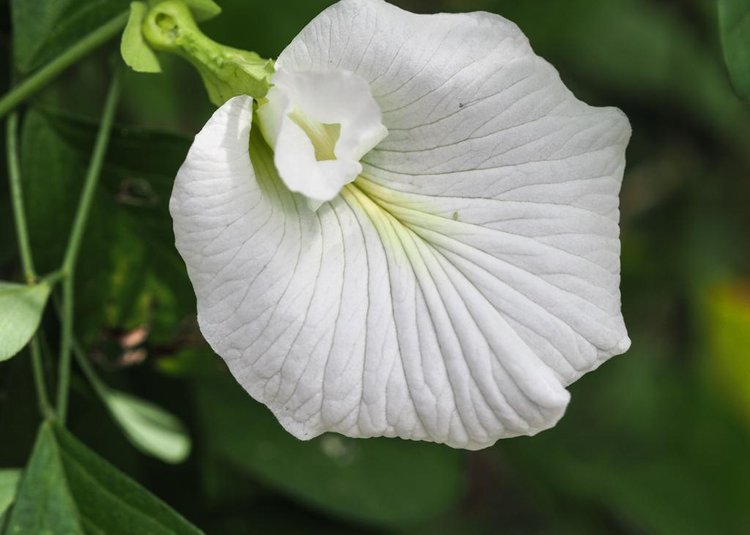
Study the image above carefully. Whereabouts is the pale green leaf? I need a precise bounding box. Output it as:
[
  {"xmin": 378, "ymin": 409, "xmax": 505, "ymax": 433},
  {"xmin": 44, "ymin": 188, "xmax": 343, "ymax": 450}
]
[
  {"xmin": 0, "ymin": 282, "xmax": 50, "ymax": 362},
  {"xmin": 121, "ymin": 2, "xmax": 162, "ymax": 73},
  {"xmin": 719, "ymin": 0, "xmax": 750, "ymax": 99},
  {"xmin": 6, "ymin": 422, "xmax": 203, "ymax": 534},
  {"xmin": 105, "ymin": 390, "xmax": 192, "ymax": 464},
  {"xmin": 0, "ymin": 470, "xmax": 22, "ymax": 518}
]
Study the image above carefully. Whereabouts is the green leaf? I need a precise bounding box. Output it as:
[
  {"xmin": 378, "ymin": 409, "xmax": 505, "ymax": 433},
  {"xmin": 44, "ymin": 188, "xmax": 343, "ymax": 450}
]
[
  {"xmin": 20, "ymin": 110, "xmax": 91, "ymax": 273},
  {"xmin": 181, "ymin": 0, "xmax": 222, "ymax": 22},
  {"xmin": 41, "ymin": 109, "xmax": 191, "ymax": 184},
  {"xmin": 0, "ymin": 282, "xmax": 50, "ymax": 362},
  {"xmin": 36, "ymin": 110, "xmax": 196, "ymax": 342},
  {"xmin": 122, "ymin": 2, "xmax": 162, "ymax": 73},
  {"xmin": 11, "ymin": 0, "xmax": 129, "ymax": 72},
  {"xmin": 0, "ymin": 470, "xmax": 22, "ymax": 517},
  {"xmin": 6, "ymin": 422, "xmax": 203, "ymax": 534},
  {"xmin": 499, "ymin": 347, "xmax": 750, "ymax": 535},
  {"xmin": 20, "ymin": 110, "xmax": 124, "ymax": 344},
  {"xmin": 719, "ymin": 0, "xmax": 750, "ymax": 99},
  {"xmin": 105, "ymin": 390, "xmax": 192, "ymax": 464},
  {"xmin": 193, "ymin": 371, "xmax": 465, "ymax": 527}
]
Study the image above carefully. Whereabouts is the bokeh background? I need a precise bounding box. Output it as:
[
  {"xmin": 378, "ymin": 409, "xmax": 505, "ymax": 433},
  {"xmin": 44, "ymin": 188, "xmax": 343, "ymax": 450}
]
[{"xmin": 1, "ymin": 0, "xmax": 749, "ymax": 533}]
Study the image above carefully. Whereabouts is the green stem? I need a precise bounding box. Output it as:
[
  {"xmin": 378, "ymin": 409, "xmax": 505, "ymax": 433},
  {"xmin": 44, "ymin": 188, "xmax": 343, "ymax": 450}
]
[
  {"xmin": 6, "ymin": 113, "xmax": 36, "ymax": 282},
  {"xmin": 0, "ymin": 12, "xmax": 128, "ymax": 121},
  {"xmin": 61, "ymin": 68, "xmax": 122, "ymax": 275},
  {"xmin": 56, "ymin": 68, "xmax": 121, "ymax": 424},
  {"xmin": 51, "ymin": 292, "xmax": 110, "ymax": 405},
  {"xmin": 71, "ymin": 338, "xmax": 110, "ymax": 401},
  {"xmin": 56, "ymin": 278, "xmax": 74, "ymax": 423},
  {"xmin": 30, "ymin": 337, "xmax": 53, "ymax": 419},
  {"xmin": 6, "ymin": 112, "xmax": 53, "ymax": 417},
  {"xmin": 42, "ymin": 270, "xmax": 65, "ymax": 287}
]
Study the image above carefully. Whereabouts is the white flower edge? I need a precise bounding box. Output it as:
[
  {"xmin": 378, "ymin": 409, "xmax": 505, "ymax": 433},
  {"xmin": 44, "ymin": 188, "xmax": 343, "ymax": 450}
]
[{"xmin": 171, "ymin": 0, "xmax": 631, "ymax": 450}]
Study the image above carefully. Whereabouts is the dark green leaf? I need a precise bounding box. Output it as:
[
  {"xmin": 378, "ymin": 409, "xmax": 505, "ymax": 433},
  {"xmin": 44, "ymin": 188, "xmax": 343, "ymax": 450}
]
[
  {"xmin": 20, "ymin": 110, "xmax": 192, "ymax": 345},
  {"xmin": 6, "ymin": 422, "xmax": 203, "ymax": 534},
  {"xmin": 499, "ymin": 348, "xmax": 750, "ymax": 535},
  {"xmin": 719, "ymin": 0, "xmax": 750, "ymax": 98},
  {"xmin": 20, "ymin": 110, "xmax": 88, "ymax": 273},
  {"xmin": 0, "ymin": 281, "xmax": 50, "ymax": 362},
  {"xmin": 20, "ymin": 110, "xmax": 114, "ymax": 344},
  {"xmin": 11, "ymin": 0, "xmax": 129, "ymax": 72},
  {"xmin": 41, "ymin": 109, "xmax": 191, "ymax": 184},
  {"xmin": 0, "ymin": 357, "xmax": 43, "ymax": 469},
  {"xmin": 193, "ymin": 371, "xmax": 465, "ymax": 527},
  {"xmin": 39, "ymin": 110, "xmax": 196, "ymax": 342}
]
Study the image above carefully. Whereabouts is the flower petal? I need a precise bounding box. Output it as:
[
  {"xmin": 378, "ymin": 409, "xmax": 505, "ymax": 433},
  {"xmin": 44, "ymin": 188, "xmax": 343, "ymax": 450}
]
[
  {"xmin": 258, "ymin": 68, "xmax": 388, "ymax": 206},
  {"xmin": 172, "ymin": 0, "xmax": 631, "ymax": 450},
  {"xmin": 278, "ymin": 0, "xmax": 631, "ymax": 384}
]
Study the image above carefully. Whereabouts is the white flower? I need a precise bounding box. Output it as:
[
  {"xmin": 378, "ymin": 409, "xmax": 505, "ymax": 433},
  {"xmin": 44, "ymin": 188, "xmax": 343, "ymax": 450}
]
[{"xmin": 170, "ymin": 0, "xmax": 631, "ymax": 450}]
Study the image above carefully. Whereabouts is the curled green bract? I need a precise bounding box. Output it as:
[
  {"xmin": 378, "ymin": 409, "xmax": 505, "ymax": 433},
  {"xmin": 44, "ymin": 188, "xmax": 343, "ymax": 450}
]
[{"xmin": 122, "ymin": 0, "xmax": 273, "ymax": 105}]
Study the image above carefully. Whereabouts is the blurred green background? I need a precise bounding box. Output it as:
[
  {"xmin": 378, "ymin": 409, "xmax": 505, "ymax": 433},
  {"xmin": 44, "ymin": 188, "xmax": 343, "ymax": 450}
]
[{"xmin": 1, "ymin": 0, "xmax": 750, "ymax": 533}]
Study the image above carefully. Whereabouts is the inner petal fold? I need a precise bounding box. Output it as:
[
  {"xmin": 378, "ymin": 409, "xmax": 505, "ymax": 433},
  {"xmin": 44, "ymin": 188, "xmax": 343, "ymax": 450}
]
[
  {"xmin": 257, "ymin": 67, "xmax": 388, "ymax": 208},
  {"xmin": 287, "ymin": 109, "xmax": 341, "ymax": 162}
]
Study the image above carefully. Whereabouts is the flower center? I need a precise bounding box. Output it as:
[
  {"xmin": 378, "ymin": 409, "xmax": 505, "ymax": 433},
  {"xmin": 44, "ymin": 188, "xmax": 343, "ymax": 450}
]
[
  {"xmin": 257, "ymin": 67, "xmax": 388, "ymax": 209},
  {"xmin": 287, "ymin": 109, "xmax": 341, "ymax": 162}
]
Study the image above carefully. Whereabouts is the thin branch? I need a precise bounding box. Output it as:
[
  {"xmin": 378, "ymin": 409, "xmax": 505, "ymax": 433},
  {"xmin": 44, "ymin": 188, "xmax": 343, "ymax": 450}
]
[
  {"xmin": 56, "ymin": 67, "xmax": 122, "ymax": 423},
  {"xmin": 0, "ymin": 12, "xmax": 128, "ymax": 121},
  {"xmin": 6, "ymin": 113, "xmax": 36, "ymax": 283}
]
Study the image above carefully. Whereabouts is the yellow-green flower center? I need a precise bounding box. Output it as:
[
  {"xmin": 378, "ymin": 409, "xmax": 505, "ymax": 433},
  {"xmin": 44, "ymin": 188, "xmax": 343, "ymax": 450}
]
[{"xmin": 287, "ymin": 110, "xmax": 341, "ymax": 162}]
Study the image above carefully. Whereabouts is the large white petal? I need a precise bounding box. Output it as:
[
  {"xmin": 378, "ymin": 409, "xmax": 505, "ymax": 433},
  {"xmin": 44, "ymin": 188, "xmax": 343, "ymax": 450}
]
[
  {"xmin": 278, "ymin": 0, "xmax": 631, "ymax": 383},
  {"xmin": 172, "ymin": 0, "xmax": 630, "ymax": 450}
]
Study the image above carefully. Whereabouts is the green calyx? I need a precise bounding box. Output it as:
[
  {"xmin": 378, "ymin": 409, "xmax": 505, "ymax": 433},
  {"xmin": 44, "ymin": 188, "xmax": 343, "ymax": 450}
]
[{"xmin": 121, "ymin": 0, "xmax": 274, "ymax": 105}]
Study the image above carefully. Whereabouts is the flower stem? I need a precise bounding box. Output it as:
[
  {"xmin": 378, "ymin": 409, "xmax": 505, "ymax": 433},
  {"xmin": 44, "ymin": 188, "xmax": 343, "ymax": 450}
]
[
  {"xmin": 56, "ymin": 67, "xmax": 121, "ymax": 424},
  {"xmin": 0, "ymin": 12, "xmax": 128, "ymax": 121}
]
